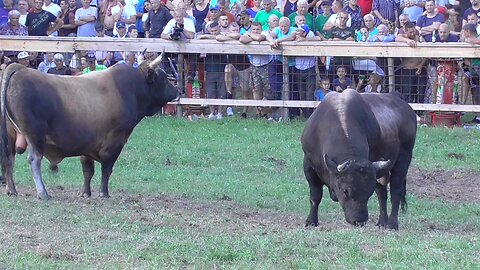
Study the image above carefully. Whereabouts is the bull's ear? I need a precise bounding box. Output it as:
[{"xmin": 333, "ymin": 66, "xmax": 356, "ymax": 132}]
[
  {"xmin": 147, "ymin": 69, "xmax": 156, "ymax": 83},
  {"xmin": 324, "ymin": 154, "xmax": 337, "ymax": 172},
  {"xmin": 372, "ymin": 160, "xmax": 390, "ymax": 173}
]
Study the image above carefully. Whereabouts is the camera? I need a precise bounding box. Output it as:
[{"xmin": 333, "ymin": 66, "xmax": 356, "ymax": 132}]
[{"xmin": 171, "ymin": 24, "xmax": 184, "ymax": 40}]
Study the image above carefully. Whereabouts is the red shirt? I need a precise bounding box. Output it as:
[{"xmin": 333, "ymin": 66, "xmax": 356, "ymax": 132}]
[{"xmin": 358, "ymin": 0, "xmax": 373, "ymax": 16}]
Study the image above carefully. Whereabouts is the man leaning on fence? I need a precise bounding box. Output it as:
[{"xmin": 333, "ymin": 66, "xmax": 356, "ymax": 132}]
[
  {"xmin": 462, "ymin": 23, "xmax": 480, "ymax": 123},
  {"xmin": 240, "ymin": 21, "xmax": 273, "ymax": 118},
  {"xmin": 395, "ymin": 21, "xmax": 427, "ymax": 104}
]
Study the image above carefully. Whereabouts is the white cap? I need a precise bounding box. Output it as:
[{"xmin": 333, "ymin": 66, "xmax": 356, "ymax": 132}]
[
  {"xmin": 53, "ymin": 53, "xmax": 64, "ymax": 61},
  {"xmin": 17, "ymin": 51, "xmax": 29, "ymax": 59}
]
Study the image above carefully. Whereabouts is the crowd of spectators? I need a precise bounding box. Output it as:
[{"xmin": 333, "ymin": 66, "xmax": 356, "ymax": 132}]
[{"xmin": 1, "ymin": 0, "xmax": 480, "ymax": 122}]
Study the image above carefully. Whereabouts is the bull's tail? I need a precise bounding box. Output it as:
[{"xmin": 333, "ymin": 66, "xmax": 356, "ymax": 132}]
[
  {"xmin": 0, "ymin": 66, "xmax": 18, "ymax": 163},
  {"xmin": 400, "ymin": 177, "xmax": 408, "ymax": 213}
]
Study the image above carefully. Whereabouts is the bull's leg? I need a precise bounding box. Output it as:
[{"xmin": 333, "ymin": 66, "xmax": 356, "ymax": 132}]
[
  {"xmin": 387, "ymin": 151, "xmax": 412, "ymax": 230},
  {"xmin": 2, "ymin": 137, "xmax": 17, "ymax": 196},
  {"xmin": 27, "ymin": 146, "xmax": 49, "ymax": 200},
  {"xmin": 99, "ymin": 162, "xmax": 114, "ymax": 198},
  {"xmin": 79, "ymin": 156, "xmax": 94, "ymax": 198},
  {"xmin": 375, "ymin": 182, "xmax": 388, "ymax": 228},
  {"xmin": 99, "ymin": 147, "xmax": 123, "ymax": 198},
  {"xmin": 304, "ymin": 158, "xmax": 323, "ymax": 227}
]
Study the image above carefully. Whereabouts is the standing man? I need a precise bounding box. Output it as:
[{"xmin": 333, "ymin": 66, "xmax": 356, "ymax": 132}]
[
  {"xmin": 416, "ymin": 0, "xmax": 445, "ymax": 41},
  {"xmin": 144, "ymin": 0, "xmax": 172, "ymax": 38},
  {"xmin": 463, "ymin": 0, "xmax": 480, "ymax": 26},
  {"xmin": 26, "ymin": 0, "xmax": 64, "ymax": 36},
  {"xmin": 395, "ymin": 21, "xmax": 428, "ymax": 103},
  {"xmin": 75, "ymin": 0, "xmax": 97, "ymax": 37},
  {"xmin": 43, "ymin": 0, "xmax": 62, "ymax": 36},
  {"xmin": 253, "ymin": 0, "xmax": 282, "ymax": 30}
]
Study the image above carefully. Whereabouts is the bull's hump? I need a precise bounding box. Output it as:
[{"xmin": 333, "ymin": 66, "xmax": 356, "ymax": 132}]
[{"xmin": 329, "ymin": 90, "xmax": 359, "ymax": 139}]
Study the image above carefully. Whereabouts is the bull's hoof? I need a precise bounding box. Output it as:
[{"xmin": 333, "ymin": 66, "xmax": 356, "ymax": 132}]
[
  {"xmin": 305, "ymin": 218, "xmax": 318, "ymax": 227},
  {"xmin": 49, "ymin": 164, "xmax": 59, "ymax": 173},
  {"xmin": 6, "ymin": 189, "xmax": 18, "ymax": 196},
  {"xmin": 37, "ymin": 192, "xmax": 51, "ymax": 201},
  {"xmin": 387, "ymin": 220, "xmax": 399, "ymax": 230},
  {"xmin": 376, "ymin": 221, "xmax": 387, "ymax": 228},
  {"xmin": 99, "ymin": 192, "xmax": 110, "ymax": 198},
  {"xmin": 78, "ymin": 192, "xmax": 91, "ymax": 198}
]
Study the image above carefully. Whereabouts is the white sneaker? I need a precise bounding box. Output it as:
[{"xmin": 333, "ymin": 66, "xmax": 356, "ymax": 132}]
[
  {"xmin": 216, "ymin": 113, "xmax": 223, "ymax": 120},
  {"xmin": 226, "ymin": 107, "xmax": 234, "ymax": 116},
  {"xmin": 208, "ymin": 113, "xmax": 216, "ymax": 120}
]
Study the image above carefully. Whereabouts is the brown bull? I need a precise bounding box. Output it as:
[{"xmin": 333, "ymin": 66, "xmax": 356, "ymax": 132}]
[{"xmin": 0, "ymin": 53, "xmax": 178, "ymax": 200}]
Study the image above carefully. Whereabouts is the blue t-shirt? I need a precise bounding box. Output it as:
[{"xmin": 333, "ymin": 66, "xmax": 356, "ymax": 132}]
[
  {"xmin": 333, "ymin": 77, "xmax": 352, "ymax": 91},
  {"xmin": 315, "ymin": 89, "xmax": 332, "ymax": 101}
]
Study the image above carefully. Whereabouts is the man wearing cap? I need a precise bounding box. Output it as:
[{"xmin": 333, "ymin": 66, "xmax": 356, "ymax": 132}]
[
  {"xmin": 315, "ymin": 1, "xmax": 331, "ymax": 36},
  {"xmin": 17, "ymin": 51, "xmax": 31, "ymax": 67},
  {"xmin": 111, "ymin": 0, "xmax": 136, "ymax": 36},
  {"xmin": 75, "ymin": 0, "xmax": 97, "ymax": 37},
  {"xmin": 144, "ymin": 0, "xmax": 172, "ymax": 38},
  {"xmin": 82, "ymin": 53, "xmax": 108, "ymax": 73},
  {"xmin": 26, "ymin": 0, "xmax": 64, "ymax": 36},
  {"xmin": 356, "ymin": 71, "xmax": 384, "ymax": 93},
  {"xmin": 114, "ymin": 20, "xmax": 128, "ymax": 36},
  {"xmin": 47, "ymin": 53, "xmax": 72, "ymax": 75}
]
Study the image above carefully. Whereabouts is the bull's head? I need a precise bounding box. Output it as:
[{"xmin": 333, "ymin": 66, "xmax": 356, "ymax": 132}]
[
  {"xmin": 140, "ymin": 50, "xmax": 179, "ymax": 116},
  {"xmin": 324, "ymin": 154, "xmax": 390, "ymax": 226}
]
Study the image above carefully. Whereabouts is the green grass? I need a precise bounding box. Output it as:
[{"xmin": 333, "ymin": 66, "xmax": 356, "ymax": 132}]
[{"xmin": 0, "ymin": 117, "xmax": 478, "ymax": 269}]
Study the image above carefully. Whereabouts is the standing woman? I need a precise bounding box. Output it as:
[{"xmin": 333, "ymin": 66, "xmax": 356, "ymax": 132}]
[
  {"xmin": 372, "ymin": 0, "xmax": 399, "ymax": 33},
  {"xmin": 184, "ymin": 0, "xmax": 194, "ymax": 17},
  {"xmin": 192, "ymin": 0, "xmax": 209, "ymax": 34},
  {"xmin": 247, "ymin": 0, "xmax": 261, "ymax": 18},
  {"xmin": 282, "ymin": 0, "xmax": 298, "ymax": 17},
  {"xmin": 138, "ymin": 0, "xmax": 151, "ymax": 37}
]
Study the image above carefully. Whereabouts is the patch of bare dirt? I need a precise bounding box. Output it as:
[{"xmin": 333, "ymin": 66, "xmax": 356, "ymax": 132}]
[{"xmin": 407, "ymin": 167, "xmax": 480, "ymax": 203}]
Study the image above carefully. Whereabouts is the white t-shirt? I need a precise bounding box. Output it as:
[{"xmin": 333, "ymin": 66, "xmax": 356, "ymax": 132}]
[
  {"xmin": 162, "ymin": 17, "xmax": 195, "ymax": 37},
  {"xmin": 325, "ymin": 13, "xmax": 352, "ymax": 28},
  {"xmin": 112, "ymin": 4, "xmax": 137, "ymax": 35},
  {"xmin": 75, "ymin": 7, "xmax": 98, "ymax": 37},
  {"xmin": 43, "ymin": 2, "xmax": 61, "ymax": 17},
  {"xmin": 365, "ymin": 84, "xmax": 382, "ymax": 93}
]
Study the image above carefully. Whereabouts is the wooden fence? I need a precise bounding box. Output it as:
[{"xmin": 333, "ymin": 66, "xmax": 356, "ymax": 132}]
[{"xmin": 2, "ymin": 36, "xmax": 480, "ymax": 113}]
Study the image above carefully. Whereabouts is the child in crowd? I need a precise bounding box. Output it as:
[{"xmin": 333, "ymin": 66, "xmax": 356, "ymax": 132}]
[
  {"xmin": 315, "ymin": 77, "xmax": 333, "ymax": 101},
  {"xmin": 356, "ymin": 71, "xmax": 383, "ymax": 93},
  {"xmin": 333, "ymin": 66, "xmax": 354, "ymax": 92},
  {"xmin": 314, "ymin": 1, "xmax": 331, "ymax": 39},
  {"xmin": 127, "ymin": 25, "xmax": 138, "ymax": 38}
]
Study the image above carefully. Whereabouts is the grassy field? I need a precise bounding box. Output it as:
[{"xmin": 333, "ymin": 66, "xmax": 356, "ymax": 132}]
[{"xmin": 0, "ymin": 117, "xmax": 479, "ymax": 269}]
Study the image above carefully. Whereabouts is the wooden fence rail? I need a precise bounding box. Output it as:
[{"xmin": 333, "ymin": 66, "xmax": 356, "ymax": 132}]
[{"xmin": 2, "ymin": 36, "xmax": 480, "ymax": 113}]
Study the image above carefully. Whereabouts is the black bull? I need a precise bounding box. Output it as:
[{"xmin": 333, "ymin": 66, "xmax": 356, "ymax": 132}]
[
  {"xmin": 301, "ymin": 89, "xmax": 417, "ymax": 230},
  {"xmin": 0, "ymin": 55, "xmax": 178, "ymax": 200}
]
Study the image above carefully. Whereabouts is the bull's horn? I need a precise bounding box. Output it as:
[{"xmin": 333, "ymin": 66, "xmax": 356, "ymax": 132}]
[
  {"xmin": 372, "ymin": 160, "xmax": 391, "ymax": 171},
  {"xmin": 137, "ymin": 48, "xmax": 147, "ymax": 65},
  {"xmin": 336, "ymin": 160, "xmax": 350, "ymax": 173},
  {"xmin": 149, "ymin": 50, "xmax": 165, "ymax": 69}
]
